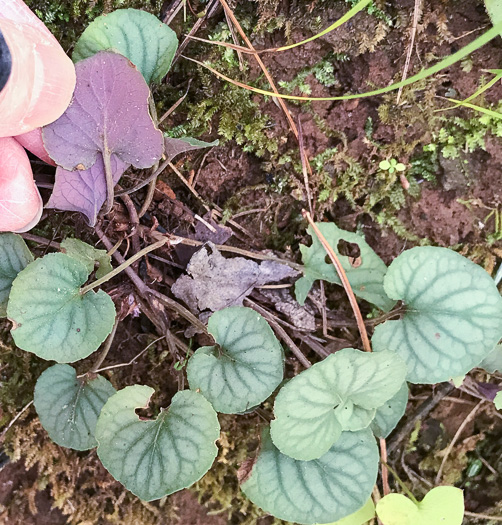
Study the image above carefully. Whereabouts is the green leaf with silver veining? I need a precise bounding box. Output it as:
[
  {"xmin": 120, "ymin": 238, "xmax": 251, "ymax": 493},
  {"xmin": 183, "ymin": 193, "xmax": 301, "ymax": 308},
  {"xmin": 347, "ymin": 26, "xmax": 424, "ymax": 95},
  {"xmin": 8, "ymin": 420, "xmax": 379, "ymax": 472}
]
[
  {"xmin": 370, "ymin": 382, "xmax": 408, "ymax": 439},
  {"xmin": 270, "ymin": 348, "xmax": 407, "ymax": 460},
  {"xmin": 479, "ymin": 344, "xmax": 502, "ymax": 373},
  {"xmin": 73, "ymin": 9, "xmax": 178, "ymax": 84},
  {"xmin": 0, "ymin": 233, "xmax": 33, "ymax": 316},
  {"xmin": 61, "ymin": 238, "xmax": 113, "ymax": 279},
  {"xmin": 96, "ymin": 386, "xmax": 220, "ymax": 501},
  {"xmin": 34, "ymin": 364, "xmax": 116, "ymax": 450},
  {"xmin": 372, "ymin": 247, "xmax": 502, "ymax": 384},
  {"xmin": 187, "ymin": 307, "xmax": 284, "ymax": 414},
  {"xmin": 295, "ymin": 222, "xmax": 395, "ymax": 311},
  {"xmin": 241, "ymin": 427, "xmax": 379, "ymax": 525},
  {"xmin": 7, "ymin": 253, "xmax": 116, "ymax": 363}
]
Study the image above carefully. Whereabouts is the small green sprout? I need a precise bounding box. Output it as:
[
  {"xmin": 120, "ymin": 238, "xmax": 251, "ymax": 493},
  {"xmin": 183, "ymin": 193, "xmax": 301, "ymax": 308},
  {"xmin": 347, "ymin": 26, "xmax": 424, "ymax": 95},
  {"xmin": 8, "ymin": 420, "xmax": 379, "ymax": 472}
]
[{"xmin": 379, "ymin": 158, "xmax": 406, "ymax": 174}]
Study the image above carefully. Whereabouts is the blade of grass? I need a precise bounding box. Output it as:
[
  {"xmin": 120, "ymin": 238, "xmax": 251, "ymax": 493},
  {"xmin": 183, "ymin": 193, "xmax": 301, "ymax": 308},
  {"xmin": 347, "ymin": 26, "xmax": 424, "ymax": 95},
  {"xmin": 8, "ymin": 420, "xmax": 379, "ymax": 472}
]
[
  {"xmin": 265, "ymin": 0, "xmax": 373, "ymax": 52},
  {"xmin": 182, "ymin": 22, "xmax": 502, "ymax": 102},
  {"xmin": 185, "ymin": 0, "xmax": 372, "ymax": 54},
  {"xmin": 436, "ymin": 69, "xmax": 502, "ymax": 113},
  {"xmin": 440, "ymin": 96, "xmax": 502, "ymax": 119}
]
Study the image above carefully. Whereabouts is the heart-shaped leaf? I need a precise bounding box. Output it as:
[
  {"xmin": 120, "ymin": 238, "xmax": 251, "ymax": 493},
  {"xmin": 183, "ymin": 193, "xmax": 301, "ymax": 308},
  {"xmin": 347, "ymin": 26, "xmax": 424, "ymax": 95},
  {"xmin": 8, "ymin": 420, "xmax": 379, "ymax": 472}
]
[
  {"xmin": 73, "ymin": 8, "xmax": 178, "ymax": 84},
  {"xmin": 34, "ymin": 364, "xmax": 116, "ymax": 450},
  {"xmin": 241, "ymin": 427, "xmax": 379, "ymax": 525},
  {"xmin": 322, "ymin": 499, "xmax": 375, "ymax": 525},
  {"xmin": 296, "ymin": 222, "xmax": 395, "ymax": 311},
  {"xmin": 61, "ymin": 238, "xmax": 113, "ymax": 280},
  {"xmin": 370, "ymin": 382, "xmax": 408, "ymax": 439},
  {"xmin": 479, "ymin": 344, "xmax": 502, "ymax": 373},
  {"xmin": 96, "ymin": 386, "xmax": 220, "ymax": 501},
  {"xmin": 7, "ymin": 253, "xmax": 116, "ymax": 363},
  {"xmin": 187, "ymin": 307, "xmax": 284, "ymax": 414},
  {"xmin": 0, "ymin": 233, "xmax": 33, "ymax": 316},
  {"xmin": 376, "ymin": 487, "xmax": 464, "ymax": 525},
  {"xmin": 42, "ymin": 51, "xmax": 163, "ymax": 214},
  {"xmin": 270, "ymin": 348, "xmax": 407, "ymax": 460},
  {"xmin": 372, "ymin": 247, "xmax": 502, "ymax": 384},
  {"xmin": 46, "ymin": 153, "xmax": 128, "ymax": 226}
]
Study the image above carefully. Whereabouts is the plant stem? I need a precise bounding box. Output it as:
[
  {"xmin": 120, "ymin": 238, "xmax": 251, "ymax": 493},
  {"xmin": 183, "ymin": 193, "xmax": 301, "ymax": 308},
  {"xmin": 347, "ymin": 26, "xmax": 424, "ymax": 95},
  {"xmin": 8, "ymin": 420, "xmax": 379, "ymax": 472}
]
[
  {"xmin": 90, "ymin": 317, "xmax": 119, "ymax": 373},
  {"xmin": 80, "ymin": 237, "xmax": 170, "ymax": 295},
  {"xmin": 379, "ymin": 438, "xmax": 391, "ymax": 496},
  {"xmin": 302, "ymin": 210, "xmax": 372, "ymax": 353},
  {"xmin": 381, "ymin": 461, "xmax": 419, "ymax": 505},
  {"xmin": 103, "ymin": 147, "xmax": 115, "ymax": 215}
]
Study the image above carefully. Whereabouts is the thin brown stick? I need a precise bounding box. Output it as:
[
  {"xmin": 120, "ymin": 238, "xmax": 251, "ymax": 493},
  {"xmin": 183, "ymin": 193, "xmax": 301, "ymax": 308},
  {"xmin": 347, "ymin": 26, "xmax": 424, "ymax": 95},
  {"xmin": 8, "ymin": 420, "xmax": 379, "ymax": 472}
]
[
  {"xmin": 396, "ymin": 0, "xmax": 423, "ymax": 104},
  {"xmin": 146, "ymin": 228, "xmax": 304, "ymax": 271},
  {"xmin": 218, "ymin": 0, "xmax": 298, "ymax": 139},
  {"xmin": 435, "ymin": 400, "xmax": 485, "ymax": 485},
  {"xmin": 115, "ymin": 158, "xmax": 171, "ymax": 196},
  {"xmin": 224, "ymin": 9, "xmax": 245, "ymax": 70},
  {"xmin": 464, "ymin": 511, "xmax": 502, "ymax": 522},
  {"xmin": 90, "ymin": 317, "xmax": 119, "ymax": 373},
  {"xmin": 380, "ymin": 438, "xmax": 391, "ymax": 495},
  {"xmin": 167, "ymin": 162, "xmax": 255, "ymax": 240},
  {"xmin": 158, "ymin": 80, "xmax": 192, "ymax": 124},
  {"xmin": 21, "ymin": 233, "xmax": 61, "ymax": 250},
  {"xmin": 246, "ymin": 299, "xmax": 311, "ymax": 368},
  {"xmin": 0, "ymin": 401, "xmax": 33, "ymax": 443},
  {"xmin": 302, "ymin": 210, "xmax": 371, "ymax": 353},
  {"xmin": 298, "ymin": 117, "xmax": 313, "ymax": 216},
  {"xmin": 95, "ymin": 335, "xmax": 166, "ymax": 373}
]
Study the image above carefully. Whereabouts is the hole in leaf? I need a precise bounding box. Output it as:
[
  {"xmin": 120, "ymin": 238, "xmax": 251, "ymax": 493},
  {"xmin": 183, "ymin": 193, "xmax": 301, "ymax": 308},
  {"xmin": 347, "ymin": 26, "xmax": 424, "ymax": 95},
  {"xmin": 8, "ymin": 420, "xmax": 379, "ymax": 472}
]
[
  {"xmin": 337, "ymin": 239, "xmax": 361, "ymax": 259},
  {"xmin": 135, "ymin": 406, "xmax": 157, "ymax": 421}
]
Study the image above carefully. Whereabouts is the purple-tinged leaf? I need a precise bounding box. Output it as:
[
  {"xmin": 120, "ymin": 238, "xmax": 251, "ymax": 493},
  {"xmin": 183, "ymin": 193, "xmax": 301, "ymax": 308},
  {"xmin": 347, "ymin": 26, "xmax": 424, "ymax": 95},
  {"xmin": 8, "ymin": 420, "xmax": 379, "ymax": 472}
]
[
  {"xmin": 46, "ymin": 154, "xmax": 128, "ymax": 226},
  {"xmin": 164, "ymin": 136, "xmax": 218, "ymax": 163},
  {"xmin": 43, "ymin": 51, "xmax": 163, "ymax": 172},
  {"xmin": 477, "ymin": 382, "xmax": 501, "ymax": 402}
]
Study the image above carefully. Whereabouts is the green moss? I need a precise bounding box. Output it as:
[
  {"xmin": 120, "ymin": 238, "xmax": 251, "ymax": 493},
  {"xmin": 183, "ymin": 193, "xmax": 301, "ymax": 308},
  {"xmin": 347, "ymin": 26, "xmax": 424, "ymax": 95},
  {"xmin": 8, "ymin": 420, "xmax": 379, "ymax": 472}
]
[
  {"xmin": 430, "ymin": 101, "xmax": 502, "ymax": 159},
  {"xmin": 0, "ymin": 326, "xmax": 45, "ymax": 428},
  {"xmin": 278, "ymin": 54, "xmax": 345, "ymax": 96}
]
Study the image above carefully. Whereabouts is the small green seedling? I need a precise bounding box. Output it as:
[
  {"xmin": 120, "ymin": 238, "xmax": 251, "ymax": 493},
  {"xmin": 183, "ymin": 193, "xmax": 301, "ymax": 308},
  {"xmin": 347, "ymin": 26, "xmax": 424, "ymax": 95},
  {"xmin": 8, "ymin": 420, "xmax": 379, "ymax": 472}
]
[{"xmin": 379, "ymin": 158, "xmax": 406, "ymax": 174}]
